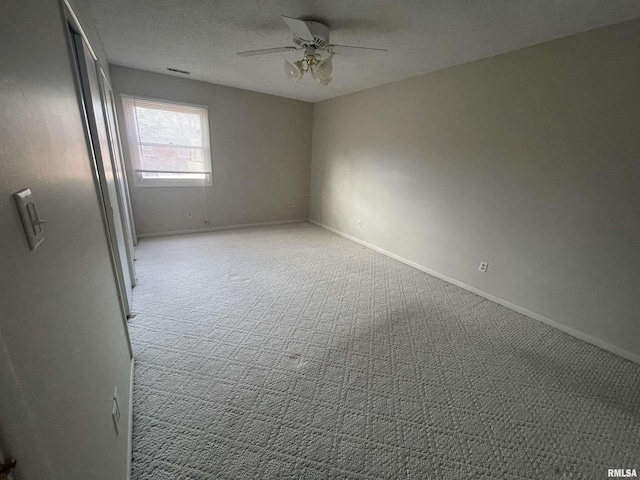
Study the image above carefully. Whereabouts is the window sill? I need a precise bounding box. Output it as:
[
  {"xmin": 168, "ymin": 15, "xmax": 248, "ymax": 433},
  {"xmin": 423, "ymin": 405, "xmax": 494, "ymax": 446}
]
[{"xmin": 133, "ymin": 174, "xmax": 212, "ymax": 188}]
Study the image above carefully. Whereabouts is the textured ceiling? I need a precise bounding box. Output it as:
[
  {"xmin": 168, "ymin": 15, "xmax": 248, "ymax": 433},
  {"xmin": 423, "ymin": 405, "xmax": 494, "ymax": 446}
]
[{"xmin": 86, "ymin": 0, "xmax": 640, "ymax": 103}]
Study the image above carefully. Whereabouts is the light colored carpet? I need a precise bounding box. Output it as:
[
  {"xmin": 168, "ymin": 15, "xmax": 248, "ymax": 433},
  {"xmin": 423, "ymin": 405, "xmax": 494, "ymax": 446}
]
[{"xmin": 129, "ymin": 223, "xmax": 640, "ymax": 479}]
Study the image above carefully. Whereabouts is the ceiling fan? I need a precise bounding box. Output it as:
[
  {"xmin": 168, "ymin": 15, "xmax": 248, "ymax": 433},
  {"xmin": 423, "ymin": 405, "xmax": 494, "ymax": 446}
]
[{"xmin": 236, "ymin": 16, "xmax": 388, "ymax": 85}]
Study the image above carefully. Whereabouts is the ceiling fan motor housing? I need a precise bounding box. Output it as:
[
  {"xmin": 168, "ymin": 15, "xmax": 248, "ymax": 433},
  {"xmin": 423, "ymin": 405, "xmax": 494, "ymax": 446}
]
[{"xmin": 292, "ymin": 20, "xmax": 330, "ymax": 49}]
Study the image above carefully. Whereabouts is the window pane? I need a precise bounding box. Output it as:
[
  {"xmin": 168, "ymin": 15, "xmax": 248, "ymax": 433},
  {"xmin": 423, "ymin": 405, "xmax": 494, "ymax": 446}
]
[
  {"xmin": 138, "ymin": 145, "xmax": 206, "ymax": 173},
  {"xmin": 124, "ymin": 97, "xmax": 212, "ymax": 186},
  {"xmin": 134, "ymin": 106, "xmax": 203, "ymax": 146}
]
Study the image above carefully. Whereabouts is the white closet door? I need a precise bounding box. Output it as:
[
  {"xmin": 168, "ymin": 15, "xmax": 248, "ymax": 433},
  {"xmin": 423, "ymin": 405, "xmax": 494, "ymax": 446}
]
[
  {"xmin": 73, "ymin": 33, "xmax": 133, "ymax": 314},
  {"xmin": 98, "ymin": 69, "xmax": 137, "ymax": 287}
]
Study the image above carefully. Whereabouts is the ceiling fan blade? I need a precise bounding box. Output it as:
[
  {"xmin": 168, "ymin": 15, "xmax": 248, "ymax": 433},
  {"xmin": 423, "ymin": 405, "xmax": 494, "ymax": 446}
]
[
  {"xmin": 236, "ymin": 46, "xmax": 298, "ymax": 57},
  {"xmin": 281, "ymin": 16, "xmax": 314, "ymax": 41},
  {"xmin": 328, "ymin": 44, "xmax": 388, "ymax": 56}
]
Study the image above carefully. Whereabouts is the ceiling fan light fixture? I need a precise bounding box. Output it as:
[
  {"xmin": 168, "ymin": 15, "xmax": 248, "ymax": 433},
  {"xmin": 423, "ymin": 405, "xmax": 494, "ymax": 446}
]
[
  {"xmin": 238, "ymin": 16, "xmax": 388, "ymax": 87},
  {"xmin": 284, "ymin": 59, "xmax": 303, "ymax": 82},
  {"xmin": 316, "ymin": 54, "xmax": 333, "ymax": 80},
  {"xmin": 294, "ymin": 60, "xmax": 305, "ymax": 77}
]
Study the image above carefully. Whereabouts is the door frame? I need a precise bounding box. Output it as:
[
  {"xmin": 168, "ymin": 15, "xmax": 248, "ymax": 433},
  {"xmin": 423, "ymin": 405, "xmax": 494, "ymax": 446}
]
[{"xmin": 0, "ymin": 331, "xmax": 55, "ymax": 479}]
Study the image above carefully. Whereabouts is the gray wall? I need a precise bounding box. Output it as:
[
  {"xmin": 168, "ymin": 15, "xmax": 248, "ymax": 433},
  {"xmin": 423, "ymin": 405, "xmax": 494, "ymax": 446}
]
[
  {"xmin": 110, "ymin": 66, "xmax": 313, "ymax": 236},
  {"xmin": 0, "ymin": 0, "xmax": 132, "ymax": 478},
  {"xmin": 310, "ymin": 19, "xmax": 640, "ymax": 360}
]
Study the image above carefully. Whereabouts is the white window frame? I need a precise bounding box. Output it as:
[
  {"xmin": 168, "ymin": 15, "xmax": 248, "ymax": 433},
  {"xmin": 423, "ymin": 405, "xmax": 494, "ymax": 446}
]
[{"xmin": 121, "ymin": 95, "xmax": 212, "ymax": 187}]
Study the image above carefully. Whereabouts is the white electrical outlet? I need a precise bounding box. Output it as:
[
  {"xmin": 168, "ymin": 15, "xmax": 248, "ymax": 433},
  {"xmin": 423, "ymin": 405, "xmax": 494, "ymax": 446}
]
[
  {"xmin": 187, "ymin": 212, "xmax": 193, "ymax": 218},
  {"xmin": 357, "ymin": 221, "xmax": 362, "ymax": 228},
  {"xmin": 479, "ymin": 261, "xmax": 489, "ymax": 273}
]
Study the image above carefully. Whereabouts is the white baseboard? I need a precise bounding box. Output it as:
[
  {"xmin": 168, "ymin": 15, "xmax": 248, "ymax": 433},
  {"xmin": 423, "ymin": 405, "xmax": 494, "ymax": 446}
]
[
  {"xmin": 310, "ymin": 219, "xmax": 640, "ymax": 365},
  {"xmin": 127, "ymin": 356, "xmax": 135, "ymax": 480},
  {"xmin": 137, "ymin": 219, "xmax": 309, "ymax": 239}
]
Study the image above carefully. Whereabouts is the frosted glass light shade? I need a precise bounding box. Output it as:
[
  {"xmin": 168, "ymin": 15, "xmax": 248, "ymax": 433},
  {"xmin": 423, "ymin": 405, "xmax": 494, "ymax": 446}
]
[
  {"xmin": 317, "ymin": 55, "xmax": 333, "ymax": 80},
  {"xmin": 284, "ymin": 59, "xmax": 303, "ymax": 82}
]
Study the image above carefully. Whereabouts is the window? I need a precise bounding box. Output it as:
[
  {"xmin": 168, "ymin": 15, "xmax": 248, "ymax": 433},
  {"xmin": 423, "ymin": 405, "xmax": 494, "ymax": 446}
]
[{"xmin": 122, "ymin": 96, "xmax": 211, "ymax": 186}]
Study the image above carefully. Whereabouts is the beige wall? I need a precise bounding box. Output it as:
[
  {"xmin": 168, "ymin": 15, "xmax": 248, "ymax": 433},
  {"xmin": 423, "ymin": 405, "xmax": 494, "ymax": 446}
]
[
  {"xmin": 110, "ymin": 66, "xmax": 312, "ymax": 236},
  {"xmin": 0, "ymin": 0, "xmax": 132, "ymax": 478},
  {"xmin": 310, "ymin": 19, "xmax": 640, "ymax": 360}
]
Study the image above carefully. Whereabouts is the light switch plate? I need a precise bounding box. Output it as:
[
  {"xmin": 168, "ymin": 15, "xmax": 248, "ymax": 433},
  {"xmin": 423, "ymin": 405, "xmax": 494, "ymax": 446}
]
[{"xmin": 13, "ymin": 188, "xmax": 45, "ymax": 251}]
